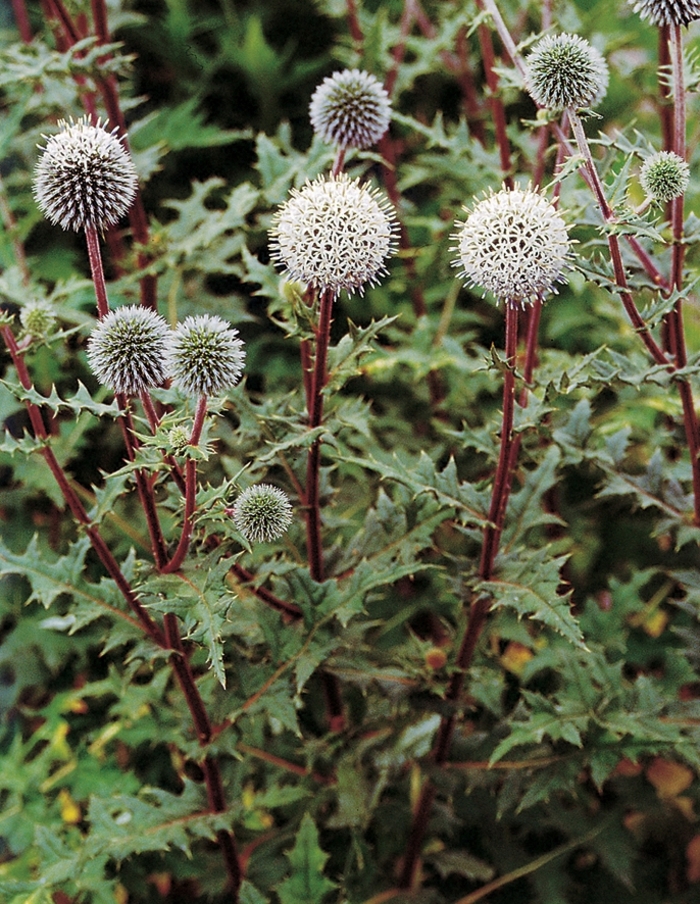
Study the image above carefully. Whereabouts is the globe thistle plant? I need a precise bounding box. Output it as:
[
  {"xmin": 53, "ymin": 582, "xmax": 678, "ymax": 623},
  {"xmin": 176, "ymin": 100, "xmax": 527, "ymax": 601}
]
[
  {"xmin": 230, "ymin": 484, "xmax": 293, "ymax": 544},
  {"xmin": 309, "ymin": 69, "xmax": 392, "ymax": 150},
  {"xmin": 526, "ymin": 33, "xmax": 609, "ymax": 111},
  {"xmin": 269, "ymin": 174, "xmax": 398, "ymax": 298},
  {"xmin": 452, "ymin": 186, "xmax": 571, "ymax": 308},
  {"xmin": 630, "ymin": 0, "xmax": 700, "ymax": 24},
  {"xmin": 87, "ymin": 305, "xmax": 170, "ymax": 395},
  {"xmin": 167, "ymin": 315, "xmax": 246, "ymax": 397},
  {"xmin": 640, "ymin": 150, "xmax": 690, "ymax": 203},
  {"xmin": 20, "ymin": 299, "xmax": 56, "ymax": 340},
  {"xmin": 33, "ymin": 117, "xmax": 138, "ymax": 232}
]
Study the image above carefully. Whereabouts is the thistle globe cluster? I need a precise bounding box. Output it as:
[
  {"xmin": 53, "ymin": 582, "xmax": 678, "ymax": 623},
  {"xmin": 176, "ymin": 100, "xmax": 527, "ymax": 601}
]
[
  {"xmin": 452, "ymin": 186, "xmax": 571, "ymax": 308},
  {"xmin": 269, "ymin": 173, "xmax": 398, "ymax": 298},
  {"xmin": 33, "ymin": 117, "xmax": 138, "ymax": 232},
  {"xmin": 20, "ymin": 299, "xmax": 57, "ymax": 340},
  {"xmin": 526, "ymin": 33, "xmax": 609, "ymax": 111},
  {"xmin": 230, "ymin": 484, "xmax": 293, "ymax": 544},
  {"xmin": 87, "ymin": 308, "xmax": 245, "ymax": 398},
  {"xmin": 640, "ymin": 150, "xmax": 690, "ymax": 203},
  {"xmin": 630, "ymin": 0, "xmax": 700, "ymax": 25},
  {"xmin": 309, "ymin": 69, "xmax": 392, "ymax": 150}
]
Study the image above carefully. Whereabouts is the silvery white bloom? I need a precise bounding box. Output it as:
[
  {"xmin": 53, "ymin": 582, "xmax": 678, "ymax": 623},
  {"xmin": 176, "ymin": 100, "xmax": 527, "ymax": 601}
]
[
  {"xmin": 309, "ymin": 69, "xmax": 391, "ymax": 149},
  {"xmin": 630, "ymin": 0, "xmax": 700, "ymax": 24},
  {"xmin": 87, "ymin": 305, "xmax": 170, "ymax": 395},
  {"xmin": 34, "ymin": 117, "xmax": 138, "ymax": 232},
  {"xmin": 527, "ymin": 33, "xmax": 609, "ymax": 111},
  {"xmin": 167, "ymin": 315, "xmax": 246, "ymax": 397},
  {"xmin": 640, "ymin": 151, "xmax": 690, "ymax": 202},
  {"xmin": 269, "ymin": 174, "xmax": 398, "ymax": 298},
  {"xmin": 452, "ymin": 186, "xmax": 571, "ymax": 307},
  {"xmin": 231, "ymin": 484, "xmax": 293, "ymax": 543}
]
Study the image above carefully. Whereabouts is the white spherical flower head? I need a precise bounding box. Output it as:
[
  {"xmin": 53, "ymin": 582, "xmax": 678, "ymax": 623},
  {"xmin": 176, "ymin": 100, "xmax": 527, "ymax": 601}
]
[
  {"xmin": 231, "ymin": 484, "xmax": 293, "ymax": 543},
  {"xmin": 640, "ymin": 150, "xmax": 690, "ymax": 202},
  {"xmin": 269, "ymin": 174, "xmax": 398, "ymax": 298},
  {"xmin": 34, "ymin": 117, "xmax": 138, "ymax": 232},
  {"xmin": 527, "ymin": 33, "xmax": 609, "ymax": 111},
  {"xmin": 87, "ymin": 305, "xmax": 170, "ymax": 395},
  {"xmin": 452, "ymin": 186, "xmax": 571, "ymax": 308},
  {"xmin": 168, "ymin": 314, "xmax": 245, "ymax": 397},
  {"xmin": 630, "ymin": 0, "xmax": 700, "ymax": 24},
  {"xmin": 309, "ymin": 69, "xmax": 391, "ymax": 149}
]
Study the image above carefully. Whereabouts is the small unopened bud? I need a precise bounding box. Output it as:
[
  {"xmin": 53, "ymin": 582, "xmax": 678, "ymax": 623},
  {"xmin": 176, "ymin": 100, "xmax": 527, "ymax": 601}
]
[
  {"xmin": 640, "ymin": 150, "xmax": 690, "ymax": 203},
  {"xmin": 229, "ymin": 484, "xmax": 293, "ymax": 543},
  {"xmin": 20, "ymin": 299, "xmax": 57, "ymax": 340}
]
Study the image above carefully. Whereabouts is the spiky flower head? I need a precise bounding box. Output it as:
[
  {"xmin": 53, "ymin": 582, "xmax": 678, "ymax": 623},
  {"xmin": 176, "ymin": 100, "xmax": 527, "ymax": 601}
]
[
  {"xmin": 269, "ymin": 174, "xmax": 398, "ymax": 298},
  {"xmin": 309, "ymin": 69, "xmax": 391, "ymax": 149},
  {"xmin": 452, "ymin": 185, "xmax": 571, "ymax": 308},
  {"xmin": 640, "ymin": 150, "xmax": 690, "ymax": 202},
  {"xmin": 168, "ymin": 426, "xmax": 191, "ymax": 453},
  {"xmin": 167, "ymin": 314, "xmax": 245, "ymax": 397},
  {"xmin": 87, "ymin": 305, "xmax": 170, "ymax": 395},
  {"xmin": 630, "ymin": 0, "xmax": 700, "ymax": 24},
  {"xmin": 20, "ymin": 299, "xmax": 56, "ymax": 340},
  {"xmin": 230, "ymin": 484, "xmax": 293, "ymax": 543},
  {"xmin": 34, "ymin": 117, "xmax": 138, "ymax": 232},
  {"xmin": 526, "ymin": 33, "xmax": 609, "ymax": 111}
]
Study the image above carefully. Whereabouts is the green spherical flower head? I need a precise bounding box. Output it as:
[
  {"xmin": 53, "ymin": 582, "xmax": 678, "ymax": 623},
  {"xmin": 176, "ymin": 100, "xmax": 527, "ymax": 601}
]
[
  {"xmin": 309, "ymin": 69, "xmax": 391, "ymax": 149},
  {"xmin": 527, "ymin": 33, "xmax": 609, "ymax": 111},
  {"xmin": 630, "ymin": 0, "xmax": 700, "ymax": 25},
  {"xmin": 231, "ymin": 484, "xmax": 293, "ymax": 543},
  {"xmin": 87, "ymin": 305, "xmax": 170, "ymax": 395},
  {"xmin": 452, "ymin": 186, "xmax": 571, "ymax": 308},
  {"xmin": 34, "ymin": 117, "xmax": 138, "ymax": 232},
  {"xmin": 168, "ymin": 315, "xmax": 245, "ymax": 397},
  {"xmin": 269, "ymin": 174, "xmax": 398, "ymax": 298},
  {"xmin": 20, "ymin": 299, "xmax": 56, "ymax": 340},
  {"xmin": 640, "ymin": 150, "xmax": 690, "ymax": 203}
]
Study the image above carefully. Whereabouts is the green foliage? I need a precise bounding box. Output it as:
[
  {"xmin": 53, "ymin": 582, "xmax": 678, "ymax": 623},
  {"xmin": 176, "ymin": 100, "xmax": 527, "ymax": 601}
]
[{"xmin": 2, "ymin": 1, "xmax": 700, "ymax": 903}]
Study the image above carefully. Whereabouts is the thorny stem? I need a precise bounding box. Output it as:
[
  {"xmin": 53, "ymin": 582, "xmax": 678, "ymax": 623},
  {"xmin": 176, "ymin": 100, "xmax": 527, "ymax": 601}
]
[
  {"xmin": 161, "ymin": 396, "xmax": 208, "ymax": 574},
  {"xmin": 303, "ymin": 287, "xmax": 345, "ymax": 732},
  {"xmin": 667, "ymin": 24, "xmax": 700, "ymax": 524},
  {"xmin": 164, "ymin": 612, "xmax": 242, "ymax": 897},
  {"xmin": 400, "ymin": 305, "xmax": 519, "ymax": 889},
  {"xmin": 85, "ymin": 225, "xmax": 110, "ymax": 319}
]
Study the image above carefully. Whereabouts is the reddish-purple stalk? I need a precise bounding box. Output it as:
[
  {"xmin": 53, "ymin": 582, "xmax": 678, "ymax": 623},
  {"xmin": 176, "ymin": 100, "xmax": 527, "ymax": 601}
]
[
  {"xmin": 162, "ymin": 396, "xmax": 208, "ymax": 574},
  {"xmin": 11, "ymin": 0, "xmax": 32, "ymax": 41},
  {"xmin": 164, "ymin": 612, "xmax": 242, "ymax": 897},
  {"xmin": 399, "ymin": 305, "xmax": 520, "ymax": 889},
  {"xmin": 476, "ymin": 0, "xmax": 513, "ymax": 186},
  {"xmin": 85, "ymin": 226, "xmax": 110, "ymax": 318}
]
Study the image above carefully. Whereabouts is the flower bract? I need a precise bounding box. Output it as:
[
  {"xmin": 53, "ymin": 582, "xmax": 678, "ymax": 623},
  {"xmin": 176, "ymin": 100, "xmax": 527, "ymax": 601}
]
[
  {"xmin": 34, "ymin": 117, "xmax": 138, "ymax": 232},
  {"xmin": 87, "ymin": 305, "xmax": 170, "ymax": 395},
  {"xmin": 452, "ymin": 186, "xmax": 571, "ymax": 307},
  {"xmin": 269, "ymin": 174, "xmax": 398, "ymax": 298},
  {"xmin": 526, "ymin": 33, "xmax": 609, "ymax": 111},
  {"xmin": 640, "ymin": 150, "xmax": 690, "ymax": 202},
  {"xmin": 231, "ymin": 484, "xmax": 293, "ymax": 543},
  {"xmin": 309, "ymin": 69, "xmax": 391, "ymax": 149},
  {"xmin": 167, "ymin": 315, "xmax": 246, "ymax": 397},
  {"xmin": 630, "ymin": 0, "xmax": 700, "ymax": 24}
]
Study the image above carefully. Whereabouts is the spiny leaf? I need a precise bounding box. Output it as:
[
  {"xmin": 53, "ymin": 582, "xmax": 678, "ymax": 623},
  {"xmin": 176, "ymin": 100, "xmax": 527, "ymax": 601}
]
[{"xmin": 276, "ymin": 813, "xmax": 336, "ymax": 904}]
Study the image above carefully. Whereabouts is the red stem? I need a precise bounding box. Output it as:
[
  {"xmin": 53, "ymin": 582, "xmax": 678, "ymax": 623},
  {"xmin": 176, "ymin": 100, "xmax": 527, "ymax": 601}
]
[
  {"xmin": 11, "ymin": 0, "xmax": 33, "ymax": 41},
  {"xmin": 85, "ymin": 226, "xmax": 110, "ymax": 318},
  {"xmin": 476, "ymin": 0, "xmax": 512, "ymax": 187},
  {"xmin": 162, "ymin": 397, "xmax": 208, "ymax": 574}
]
